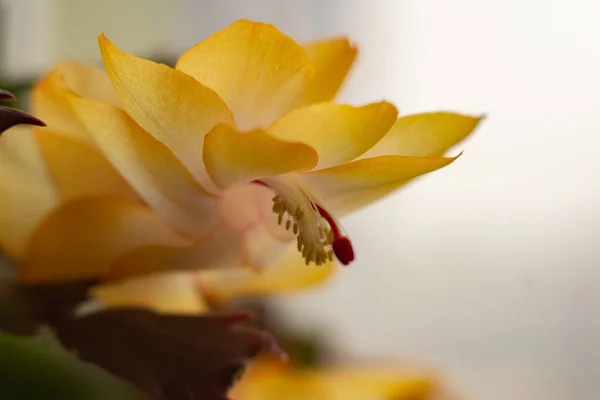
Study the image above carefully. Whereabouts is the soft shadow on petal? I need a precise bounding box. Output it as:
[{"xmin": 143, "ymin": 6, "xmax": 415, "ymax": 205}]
[
  {"xmin": 199, "ymin": 246, "xmax": 337, "ymax": 304},
  {"xmin": 242, "ymin": 226, "xmax": 290, "ymax": 272},
  {"xmin": 203, "ymin": 124, "xmax": 318, "ymax": 189},
  {"xmin": 176, "ymin": 20, "xmax": 314, "ymax": 129},
  {"xmin": 290, "ymin": 38, "xmax": 358, "ymax": 109},
  {"xmin": 18, "ymin": 197, "xmax": 191, "ymax": 284},
  {"xmin": 69, "ymin": 94, "xmax": 220, "ymax": 237},
  {"xmin": 360, "ymin": 112, "xmax": 484, "ymax": 158},
  {"xmin": 107, "ymin": 224, "xmax": 245, "ymax": 281},
  {"xmin": 0, "ymin": 127, "xmax": 58, "ymax": 258},
  {"xmin": 268, "ymin": 102, "xmax": 397, "ymax": 170},
  {"xmin": 31, "ymin": 61, "xmax": 118, "ymax": 144},
  {"xmin": 91, "ymin": 272, "xmax": 208, "ymax": 314},
  {"xmin": 36, "ymin": 129, "xmax": 139, "ymax": 203},
  {"xmin": 98, "ymin": 34, "xmax": 235, "ymax": 193},
  {"xmin": 300, "ymin": 154, "xmax": 458, "ymax": 202},
  {"xmin": 325, "ymin": 181, "xmax": 406, "ymax": 218}
]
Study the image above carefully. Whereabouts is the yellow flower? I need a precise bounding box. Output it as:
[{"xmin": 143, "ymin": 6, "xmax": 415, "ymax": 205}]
[
  {"xmin": 229, "ymin": 356, "xmax": 442, "ymax": 400},
  {"xmin": 0, "ymin": 20, "xmax": 482, "ymax": 312}
]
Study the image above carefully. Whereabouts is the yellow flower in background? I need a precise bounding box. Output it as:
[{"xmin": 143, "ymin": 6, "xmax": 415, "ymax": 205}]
[
  {"xmin": 0, "ymin": 20, "xmax": 482, "ymax": 312},
  {"xmin": 229, "ymin": 356, "xmax": 444, "ymax": 400}
]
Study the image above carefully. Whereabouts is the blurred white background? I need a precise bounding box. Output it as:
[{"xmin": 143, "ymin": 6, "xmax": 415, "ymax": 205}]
[{"xmin": 3, "ymin": 0, "xmax": 600, "ymax": 399}]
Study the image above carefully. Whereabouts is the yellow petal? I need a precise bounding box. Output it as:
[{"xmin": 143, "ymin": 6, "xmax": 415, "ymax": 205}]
[
  {"xmin": 203, "ymin": 124, "xmax": 318, "ymax": 188},
  {"xmin": 36, "ymin": 129, "xmax": 139, "ymax": 202},
  {"xmin": 268, "ymin": 102, "xmax": 397, "ymax": 169},
  {"xmin": 326, "ymin": 182, "xmax": 405, "ymax": 217},
  {"xmin": 300, "ymin": 154, "xmax": 458, "ymax": 204},
  {"xmin": 90, "ymin": 272, "xmax": 208, "ymax": 314},
  {"xmin": 98, "ymin": 34, "xmax": 235, "ymax": 193},
  {"xmin": 199, "ymin": 246, "xmax": 336, "ymax": 304},
  {"xmin": 316, "ymin": 368, "xmax": 436, "ymax": 400},
  {"xmin": 232, "ymin": 357, "xmax": 437, "ymax": 400},
  {"xmin": 31, "ymin": 61, "xmax": 118, "ymax": 144},
  {"xmin": 106, "ymin": 225, "xmax": 245, "ymax": 280},
  {"xmin": 0, "ymin": 127, "xmax": 58, "ymax": 258},
  {"xmin": 176, "ymin": 20, "xmax": 314, "ymax": 129},
  {"xmin": 291, "ymin": 38, "xmax": 358, "ymax": 108},
  {"xmin": 18, "ymin": 197, "xmax": 191, "ymax": 283},
  {"xmin": 360, "ymin": 112, "xmax": 484, "ymax": 158},
  {"xmin": 68, "ymin": 94, "xmax": 220, "ymax": 237}
]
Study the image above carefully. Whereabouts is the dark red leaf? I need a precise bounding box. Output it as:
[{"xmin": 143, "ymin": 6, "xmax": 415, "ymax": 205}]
[
  {"xmin": 0, "ymin": 89, "xmax": 45, "ymax": 135},
  {"xmin": 1, "ymin": 281, "xmax": 279, "ymax": 400},
  {"xmin": 51, "ymin": 309, "xmax": 278, "ymax": 400},
  {"xmin": 0, "ymin": 90, "xmax": 16, "ymax": 101}
]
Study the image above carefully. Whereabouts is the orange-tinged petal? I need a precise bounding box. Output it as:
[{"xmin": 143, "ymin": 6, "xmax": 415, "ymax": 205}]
[
  {"xmin": 300, "ymin": 154, "xmax": 458, "ymax": 205},
  {"xmin": 360, "ymin": 112, "xmax": 484, "ymax": 158},
  {"xmin": 107, "ymin": 224, "xmax": 245, "ymax": 280},
  {"xmin": 90, "ymin": 272, "xmax": 208, "ymax": 314},
  {"xmin": 98, "ymin": 34, "xmax": 235, "ymax": 193},
  {"xmin": 0, "ymin": 127, "xmax": 58, "ymax": 257},
  {"xmin": 31, "ymin": 61, "xmax": 118, "ymax": 143},
  {"xmin": 18, "ymin": 197, "xmax": 191, "ymax": 283},
  {"xmin": 291, "ymin": 38, "xmax": 358, "ymax": 108},
  {"xmin": 199, "ymin": 246, "xmax": 336, "ymax": 304},
  {"xmin": 68, "ymin": 95, "xmax": 220, "ymax": 237},
  {"xmin": 268, "ymin": 102, "xmax": 397, "ymax": 169},
  {"xmin": 203, "ymin": 124, "xmax": 318, "ymax": 188},
  {"xmin": 36, "ymin": 129, "xmax": 138, "ymax": 202},
  {"xmin": 176, "ymin": 20, "xmax": 314, "ymax": 130}
]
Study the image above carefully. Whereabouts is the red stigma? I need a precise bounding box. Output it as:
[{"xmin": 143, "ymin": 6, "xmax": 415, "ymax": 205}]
[
  {"xmin": 316, "ymin": 204, "xmax": 355, "ymax": 266},
  {"xmin": 332, "ymin": 237, "xmax": 355, "ymax": 265}
]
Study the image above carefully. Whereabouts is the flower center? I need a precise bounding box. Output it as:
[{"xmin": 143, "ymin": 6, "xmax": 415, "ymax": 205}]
[{"xmin": 256, "ymin": 175, "xmax": 354, "ymax": 266}]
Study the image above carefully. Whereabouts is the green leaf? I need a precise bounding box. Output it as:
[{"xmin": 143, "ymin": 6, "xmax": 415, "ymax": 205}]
[{"xmin": 0, "ymin": 328, "xmax": 145, "ymax": 400}]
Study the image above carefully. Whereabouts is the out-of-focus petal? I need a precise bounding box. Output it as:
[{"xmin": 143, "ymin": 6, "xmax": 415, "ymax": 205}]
[
  {"xmin": 90, "ymin": 272, "xmax": 208, "ymax": 314},
  {"xmin": 0, "ymin": 127, "xmax": 58, "ymax": 258},
  {"xmin": 360, "ymin": 112, "xmax": 484, "ymax": 158},
  {"xmin": 199, "ymin": 246, "xmax": 336, "ymax": 304},
  {"xmin": 268, "ymin": 102, "xmax": 397, "ymax": 169},
  {"xmin": 106, "ymin": 224, "xmax": 245, "ymax": 280},
  {"xmin": 176, "ymin": 20, "xmax": 314, "ymax": 129},
  {"xmin": 231, "ymin": 356, "xmax": 437, "ymax": 400},
  {"xmin": 242, "ymin": 226, "xmax": 290, "ymax": 271},
  {"xmin": 300, "ymin": 154, "xmax": 458, "ymax": 206},
  {"xmin": 36, "ymin": 130, "xmax": 138, "ymax": 202},
  {"xmin": 98, "ymin": 34, "xmax": 235, "ymax": 193},
  {"xmin": 203, "ymin": 124, "xmax": 318, "ymax": 188},
  {"xmin": 68, "ymin": 95, "xmax": 219, "ymax": 237},
  {"xmin": 30, "ymin": 61, "xmax": 118, "ymax": 144},
  {"xmin": 18, "ymin": 197, "xmax": 191, "ymax": 283},
  {"xmin": 291, "ymin": 38, "xmax": 358, "ymax": 108}
]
